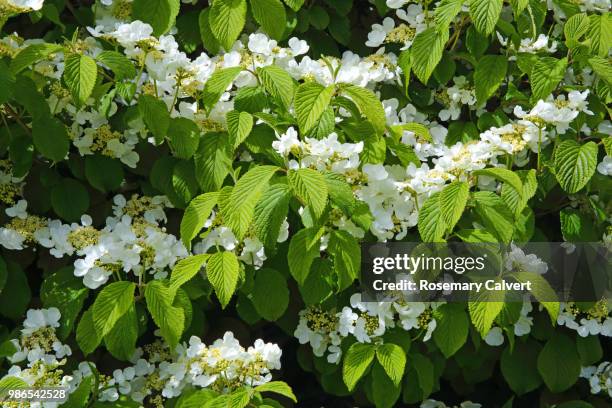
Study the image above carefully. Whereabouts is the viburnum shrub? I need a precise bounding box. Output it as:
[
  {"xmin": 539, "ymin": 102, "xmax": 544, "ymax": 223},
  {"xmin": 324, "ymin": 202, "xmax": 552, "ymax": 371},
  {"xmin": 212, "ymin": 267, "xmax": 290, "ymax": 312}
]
[{"xmin": 0, "ymin": 0, "xmax": 610, "ymax": 407}]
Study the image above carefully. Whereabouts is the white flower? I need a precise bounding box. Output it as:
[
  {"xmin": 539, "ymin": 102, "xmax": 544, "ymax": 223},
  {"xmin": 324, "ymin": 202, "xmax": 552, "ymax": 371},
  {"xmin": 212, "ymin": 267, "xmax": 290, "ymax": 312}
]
[
  {"xmin": 22, "ymin": 308, "xmax": 61, "ymax": 336},
  {"xmin": 5, "ymin": 199, "xmax": 27, "ymax": 219},
  {"xmin": 7, "ymin": 0, "xmax": 45, "ymax": 11},
  {"xmin": 484, "ymin": 327, "xmax": 504, "ymax": 346},
  {"xmin": 597, "ymin": 156, "xmax": 612, "ymax": 176},
  {"xmin": 272, "ymin": 127, "xmax": 301, "ymax": 156}
]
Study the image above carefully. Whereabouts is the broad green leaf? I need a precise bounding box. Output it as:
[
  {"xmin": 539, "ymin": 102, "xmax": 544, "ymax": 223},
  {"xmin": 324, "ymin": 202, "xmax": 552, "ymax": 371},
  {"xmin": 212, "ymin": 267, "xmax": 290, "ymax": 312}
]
[
  {"xmin": 554, "ymin": 140, "xmax": 598, "ymax": 193},
  {"xmin": 132, "ymin": 0, "xmax": 180, "ymax": 36},
  {"xmin": 576, "ymin": 335, "xmax": 603, "ymax": 366},
  {"xmin": 199, "ymin": 8, "xmax": 221, "ymax": 54},
  {"xmin": 96, "ymin": 50, "xmax": 136, "ymax": 80},
  {"xmin": 40, "ymin": 267, "xmax": 88, "ymax": 340},
  {"xmin": 223, "ymin": 165, "xmax": 279, "ymax": 239},
  {"xmin": 0, "ymin": 60, "xmax": 14, "ymax": 104},
  {"xmin": 340, "ymin": 84, "xmax": 386, "ymax": 135},
  {"xmin": 209, "ymin": 0, "xmax": 247, "ymax": 50},
  {"xmin": 295, "ymin": 82, "xmax": 335, "ymax": 134},
  {"xmin": 587, "ymin": 13, "xmax": 612, "ymax": 57},
  {"xmin": 254, "ymin": 381, "xmax": 297, "ymax": 402},
  {"xmin": 104, "ymin": 304, "xmax": 138, "ymax": 361},
  {"xmin": 537, "ymin": 334, "xmax": 581, "ymax": 393},
  {"xmin": 250, "ymin": 0, "xmax": 287, "ymax": 40},
  {"xmin": 328, "ymin": 230, "xmax": 360, "ymax": 290},
  {"xmin": 169, "ymin": 254, "xmax": 210, "ymax": 295},
  {"xmin": 168, "ymin": 117, "xmax": 201, "ymax": 159},
  {"xmin": 76, "ymin": 309, "xmax": 101, "ymax": 355},
  {"xmin": 512, "ymin": 272, "xmax": 559, "ymax": 322},
  {"xmin": 473, "ymin": 168, "xmax": 523, "ymax": 199},
  {"xmin": 32, "ymin": 115, "xmax": 69, "ymax": 162},
  {"xmin": 468, "ymin": 291, "xmax": 505, "ymax": 337},
  {"xmin": 139, "ymin": 94, "xmax": 170, "ymax": 145},
  {"xmin": 206, "ymin": 251, "xmax": 240, "ymax": 308},
  {"xmin": 287, "ymin": 227, "xmax": 323, "ymax": 284},
  {"xmin": 418, "ymin": 181, "xmax": 469, "ymax": 242},
  {"xmin": 0, "ymin": 261, "xmax": 31, "ymax": 320},
  {"xmin": 403, "ymin": 353, "xmax": 434, "ymax": 403},
  {"xmin": 501, "ymin": 169, "xmax": 537, "ymax": 216},
  {"xmin": 474, "ymin": 55, "xmax": 507, "ymax": 103},
  {"xmin": 253, "ymin": 183, "xmax": 291, "ymax": 249},
  {"xmin": 472, "ymin": 191, "xmax": 515, "ymax": 243},
  {"xmin": 92, "ymin": 281, "xmax": 135, "ymax": 338},
  {"xmin": 145, "ymin": 280, "xmax": 185, "ymax": 347},
  {"xmin": 180, "ymin": 192, "xmax": 219, "ymax": 248},
  {"xmin": 10, "ymin": 43, "xmax": 63, "ymax": 74},
  {"xmin": 530, "ymin": 57, "xmax": 568, "ymax": 101},
  {"xmin": 256, "ymin": 65, "xmax": 295, "ymax": 109},
  {"xmin": 433, "ymin": 303, "xmax": 469, "ymax": 357},
  {"xmin": 176, "ymin": 389, "xmax": 219, "ymax": 408},
  {"xmin": 370, "ymin": 361, "xmax": 401, "ymax": 408},
  {"xmin": 85, "ymin": 155, "xmax": 124, "ymax": 193},
  {"xmin": 226, "ymin": 110, "xmax": 253, "ymax": 148},
  {"xmin": 434, "ymin": 0, "xmax": 464, "ymax": 29},
  {"xmin": 288, "ymin": 168, "xmax": 328, "ymax": 218},
  {"xmin": 376, "ymin": 344, "xmax": 406, "ymax": 387},
  {"xmin": 251, "ymin": 269, "xmax": 289, "ymax": 321},
  {"xmin": 411, "ymin": 27, "xmax": 449, "ymax": 85},
  {"xmin": 51, "ymin": 178, "xmax": 90, "ymax": 222},
  {"xmin": 194, "ymin": 132, "xmax": 233, "ymax": 192},
  {"xmin": 501, "ymin": 340, "xmax": 542, "ymax": 395},
  {"xmin": 589, "ymin": 56, "xmax": 612, "ymax": 85},
  {"xmin": 63, "ymin": 53, "xmax": 98, "ymax": 106},
  {"xmin": 469, "ymin": 0, "xmax": 503, "ymax": 35},
  {"xmin": 202, "ymin": 67, "xmax": 243, "ymax": 110},
  {"xmin": 62, "ymin": 376, "xmax": 92, "ymax": 408},
  {"xmin": 0, "ymin": 377, "xmax": 29, "ymax": 397},
  {"xmin": 284, "ymin": 0, "xmax": 304, "ymax": 11},
  {"xmin": 564, "ymin": 13, "xmax": 589, "ymax": 43},
  {"xmin": 343, "ymin": 343, "xmax": 376, "ymax": 391}
]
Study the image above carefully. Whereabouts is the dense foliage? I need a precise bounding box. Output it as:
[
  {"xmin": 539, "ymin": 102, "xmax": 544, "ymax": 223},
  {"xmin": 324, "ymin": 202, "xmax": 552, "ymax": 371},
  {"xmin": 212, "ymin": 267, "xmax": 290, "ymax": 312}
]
[{"xmin": 0, "ymin": 0, "xmax": 610, "ymax": 407}]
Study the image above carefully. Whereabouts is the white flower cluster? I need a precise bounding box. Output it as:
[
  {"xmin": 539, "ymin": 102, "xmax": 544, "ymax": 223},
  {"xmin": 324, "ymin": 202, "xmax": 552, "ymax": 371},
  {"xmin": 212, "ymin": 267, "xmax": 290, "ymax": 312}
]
[
  {"xmin": 97, "ymin": 332, "xmax": 282, "ymax": 404},
  {"xmin": 366, "ymin": 4, "xmax": 428, "ymax": 50},
  {"xmin": 3, "ymin": 0, "xmax": 45, "ymax": 12},
  {"xmin": 0, "ymin": 194, "xmax": 187, "ymax": 289},
  {"xmin": 557, "ymin": 301, "xmax": 612, "ymax": 338},
  {"xmin": 581, "ymin": 361, "xmax": 612, "ymax": 398},
  {"xmin": 438, "ymin": 76, "xmax": 479, "ymax": 121}
]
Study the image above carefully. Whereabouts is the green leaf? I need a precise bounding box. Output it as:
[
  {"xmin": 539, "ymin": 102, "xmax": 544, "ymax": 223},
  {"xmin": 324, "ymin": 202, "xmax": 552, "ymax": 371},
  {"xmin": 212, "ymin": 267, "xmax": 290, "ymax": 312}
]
[
  {"xmin": 104, "ymin": 304, "xmax": 138, "ymax": 361},
  {"xmin": 254, "ymin": 381, "xmax": 297, "ymax": 402},
  {"xmin": 343, "ymin": 343, "xmax": 376, "ymax": 391},
  {"xmin": 32, "ymin": 115, "xmax": 69, "ymax": 162},
  {"xmin": 474, "ymin": 55, "xmax": 507, "ymax": 103},
  {"xmin": 294, "ymin": 82, "xmax": 335, "ymax": 134},
  {"xmin": 62, "ymin": 376, "xmax": 92, "ymax": 408},
  {"xmin": 85, "ymin": 155, "xmax": 124, "ymax": 193},
  {"xmin": 206, "ymin": 251, "xmax": 240, "ymax": 308},
  {"xmin": 287, "ymin": 227, "xmax": 323, "ymax": 284},
  {"xmin": 194, "ymin": 132, "xmax": 233, "ymax": 192},
  {"xmin": 512, "ymin": 272, "xmax": 559, "ymax": 322},
  {"xmin": 209, "ymin": 0, "xmax": 247, "ymax": 50},
  {"xmin": 418, "ymin": 181, "xmax": 469, "ymax": 242},
  {"xmin": 433, "ymin": 303, "xmax": 469, "ymax": 358},
  {"xmin": 537, "ymin": 334, "xmax": 581, "ymax": 393},
  {"xmin": 253, "ymin": 183, "xmax": 291, "ymax": 249},
  {"xmin": 202, "ymin": 67, "xmax": 243, "ymax": 110},
  {"xmin": 223, "ymin": 165, "xmax": 279, "ymax": 239},
  {"xmin": 501, "ymin": 340, "xmax": 542, "ymax": 395},
  {"xmin": 199, "ymin": 8, "xmax": 221, "ymax": 54},
  {"xmin": 180, "ymin": 192, "xmax": 219, "ymax": 248},
  {"xmin": 168, "ymin": 118, "xmax": 201, "ymax": 159},
  {"xmin": 340, "ymin": 84, "xmax": 386, "ymax": 136},
  {"xmin": 40, "ymin": 267, "xmax": 88, "ymax": 340},
  {"xmin": 227, "ymin": 111, "xmax": 253, "ymax": 148},
  {"xmin": 434, "ymin": 0, "xmax": 464, "ymax": 29},
  {"xmin": 473, "ymin": 168, "xmax": 523, "ymax": 199},
  {"xmin": 501, "ymin": 169, "xmax": 537, "ymax": 216},
  {"xmin": 132, "ymin": 0, "xmax": 180, "ymax": 36},
  {"xmin": 176, "ymin": 389, "xmax": 218, "ymax": 408},
  {"xmin": 530, "ymin": 57, "xmax": 568, "ymax": 101},
  {"xmin": 469, "ymin": 0, "xmax": 503, "ymax": 35},
  {"xmin": 169, "ymin": 254, "xmax": 210, "ymax": 296},
  {"xmin": 576, "ymin": 335, "xmax": 603, "ymax": 366},
  {"xmin": 588, "ymin": 56, "xmax": 612, "ymax": 85},
  {"xmin": 139, "ymin": 94, "xmax": 170, "ymax": 145},
  {"xmin": 587, "ymin": 13, "xmax": 612, "ymax": 57},
  {"xmin": 92, "ymin": 281, "xmax": 135, "ymax": 338},
  {"xmin": 328, "ymin": 229, "xmax": 360, "ymax": 290},
  {"xmin": 564, "ymin": 13, "xmax": 589, "ymax": 43},
  {"xmin": 370, "ymin": 361, "xmax": 401, "ymax": 408},
  {"xmin": 63, "ymin": 53, "xmax": 98, "ymax": 106},
  {"xmin": 256, "ymin": 65, "xmax": 295, "ymax": 109},
  {"xmin": 468, "ymin": 282, "xmax": 505, "ymax": 337},
  {"xmin": 251, "ymin": 269, "xmax": 289, "ymax": 321},
  {"xmin": 96, "ymin": 51, "xmax": 136, "ymax": 80},
  {"xmin": 145, "ymin": 280, "xmax": 185, "ymax": 348},
  {"xmin": 376, "ymin": 344, "xmax": 406, "ymax": 387},
  {"xmin": 10, "ymin": 43, "xmax": 63, "ymax": 74},
  {"xmin": 0, "ymin": 261, "xmax": 31, "ymax": 320},
  {"xmin": 51, "ymin": 178, "xmax": 90, "ymax": 222},
  {"xmin": 76, "ymin": 310, "xmax": 100, "ymax": 355},
  {"xmin": 250, "ymin": 0, "xmax": 286, "ymax": 40},
  {"xmin": 554, "ymin": 140, "xmax": 598, "ymax": 193},
  {"xmin": 472, "ymin": 191, "xmax": 515, "ymax": 243},
  {"xmin": 288, "ymin": 168, "xmax": 329, "ymax": 218},
  {"xmin": 0, "ymin": 377, "xmax": 29, "ymax": 398}
]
